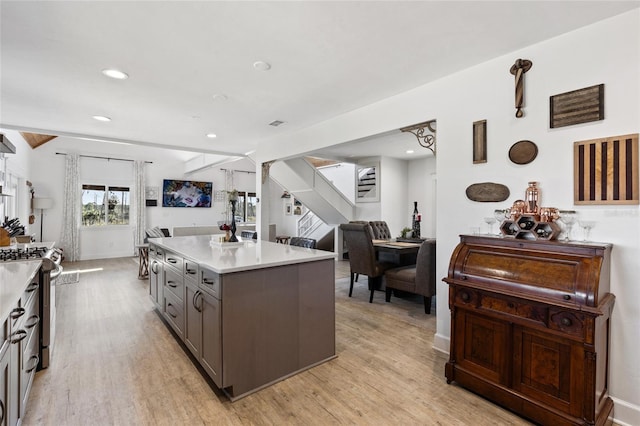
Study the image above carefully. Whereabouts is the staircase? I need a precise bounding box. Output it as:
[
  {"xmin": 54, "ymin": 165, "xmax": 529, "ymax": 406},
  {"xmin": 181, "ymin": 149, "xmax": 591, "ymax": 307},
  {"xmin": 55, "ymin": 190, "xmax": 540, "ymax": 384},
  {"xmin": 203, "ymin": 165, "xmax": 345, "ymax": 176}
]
[{"xmin": 270, "ymin": 157, "xmax": 355, "ymax": 225}]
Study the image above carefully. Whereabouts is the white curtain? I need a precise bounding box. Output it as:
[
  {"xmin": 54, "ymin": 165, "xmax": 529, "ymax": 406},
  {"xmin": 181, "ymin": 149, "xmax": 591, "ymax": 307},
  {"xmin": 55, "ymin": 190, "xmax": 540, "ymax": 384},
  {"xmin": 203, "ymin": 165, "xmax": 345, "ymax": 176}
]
[
  {"xmin": 60, "ymin": 154, "xmax": 80, "ymax": 261},
  {"xmin": 133, "ymin": 160, "xmax": 146, "ymax": 252}
]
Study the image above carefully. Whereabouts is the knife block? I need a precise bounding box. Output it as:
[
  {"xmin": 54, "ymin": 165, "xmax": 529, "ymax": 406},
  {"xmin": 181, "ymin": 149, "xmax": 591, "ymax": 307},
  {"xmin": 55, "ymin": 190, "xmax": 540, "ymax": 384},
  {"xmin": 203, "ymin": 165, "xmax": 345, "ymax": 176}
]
[{"xmin": 0, "ymin": 228, "xmax": 10, "ymax": 247}]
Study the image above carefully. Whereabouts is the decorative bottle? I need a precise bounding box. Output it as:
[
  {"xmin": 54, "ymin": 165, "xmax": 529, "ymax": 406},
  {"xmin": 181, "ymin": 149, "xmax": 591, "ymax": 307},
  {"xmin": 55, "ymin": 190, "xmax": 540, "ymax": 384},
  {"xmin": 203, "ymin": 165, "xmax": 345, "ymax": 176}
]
[
  {"xmin": 411, "ymin": 201, "xmax": 421, "ymax": 238},
  {"xmin": 525, "ymin": 181, "xmax": 540, "ymax": 214}
]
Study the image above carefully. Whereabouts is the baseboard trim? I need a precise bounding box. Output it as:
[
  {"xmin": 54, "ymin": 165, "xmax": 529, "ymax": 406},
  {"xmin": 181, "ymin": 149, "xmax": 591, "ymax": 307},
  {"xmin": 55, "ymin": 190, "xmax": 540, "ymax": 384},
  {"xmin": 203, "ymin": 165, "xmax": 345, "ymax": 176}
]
[
  {"xmin": 432, "ymin": 332, "xmax": 450, "ymax": 355},
  {"xmin": 612, "ymin": 396, "xmax": 640, "ymax": 426}
]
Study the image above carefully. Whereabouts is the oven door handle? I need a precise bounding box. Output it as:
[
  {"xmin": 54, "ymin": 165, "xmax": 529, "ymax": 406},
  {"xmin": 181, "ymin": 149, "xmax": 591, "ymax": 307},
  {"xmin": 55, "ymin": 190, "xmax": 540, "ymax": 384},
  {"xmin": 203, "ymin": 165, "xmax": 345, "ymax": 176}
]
[{"xmin": 50, "ymin": 263, "xmax": 63, "ymax": 280}]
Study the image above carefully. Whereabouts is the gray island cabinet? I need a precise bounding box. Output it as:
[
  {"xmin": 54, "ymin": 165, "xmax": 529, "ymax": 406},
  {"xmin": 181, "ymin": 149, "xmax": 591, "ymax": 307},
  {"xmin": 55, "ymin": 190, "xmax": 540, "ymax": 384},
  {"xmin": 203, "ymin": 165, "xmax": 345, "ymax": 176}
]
[{"xmin": 148, "ymin": 235, "xmax": 336, "ymax": 401}]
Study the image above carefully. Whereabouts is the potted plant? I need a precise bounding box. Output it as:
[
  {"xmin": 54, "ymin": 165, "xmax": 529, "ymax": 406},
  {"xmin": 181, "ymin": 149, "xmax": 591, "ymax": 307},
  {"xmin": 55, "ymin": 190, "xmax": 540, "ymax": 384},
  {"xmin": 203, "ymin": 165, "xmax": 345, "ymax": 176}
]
[{"xmin": 400, "ymin": 227, "xmax": 412, "ymax": 238}]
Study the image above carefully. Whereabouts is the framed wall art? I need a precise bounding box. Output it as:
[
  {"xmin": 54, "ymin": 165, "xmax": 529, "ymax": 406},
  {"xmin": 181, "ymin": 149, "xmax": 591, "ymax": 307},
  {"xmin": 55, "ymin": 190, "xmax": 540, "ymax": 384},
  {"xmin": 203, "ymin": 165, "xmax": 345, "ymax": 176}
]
[
  {"xmin": 356, "ymin": 162, "xmax": 379, "ymax": 202},
  {"xmin": 550, "ymin": 84, "xmax": 604, "ymax": 128},
  {"xmin": 162, "ymin": 179, "xmax": 212, "ymax": 207},
  {"xmin": 574, "ymin": 133, "xmax": 638, "ymax": 205},
  {"xmin": 145, "ymin": 186, "xmax": 159, "ymax": 207},
  {"xmin": 473, "ymin": 120, "xmax": 487, "ymax": 164}
]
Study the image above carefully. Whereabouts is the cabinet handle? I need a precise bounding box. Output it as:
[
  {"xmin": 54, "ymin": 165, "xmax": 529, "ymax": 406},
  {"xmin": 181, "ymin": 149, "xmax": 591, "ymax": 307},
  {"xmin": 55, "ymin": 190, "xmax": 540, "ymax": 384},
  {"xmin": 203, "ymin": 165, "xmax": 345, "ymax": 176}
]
[
  {"xmin": 25, "ymin": 355, "xmax": 40, "ymax": 373},
  {"xmin": 10, "ymin": 329, "xmax": 27, "ymax": 344},
  {"xmin": 460, "ymin": 292, "xmax": 470, "ymax": 302},
  {"xmin": 0, "ymin": 398, "xmax": 4, "ymax": 424},
  {"xmin": 25, "ymin": 315, "xmax": 40, "ymax": 329},
  {"xmin": 193, "ymin": 290, "xmax": 203, "ymax": 313},
  {"xmin": 26, "ymin": 282, "xmax": 39, "ymax": 292},
  {"xmin": 202, "ymin": 278, "xmax": 215, "ymax": 285},
  {"xmin": 186, "ymin": 268, "xmax": 196, "ymax": 275},
  {"xmin": 10, "ymin": 307, "xmax": 25, "ymax": 320},
  {"xmin": 167, "ymin": 303, "xmax": 177, "ymax": 318},
  {"xmin": 561, "ymin": 317, "xmax": 572, "ymax": 327},
  {"xmin": 563, "ymin": 295, "xmax": 572, "ymax": 301},
  {"xmin": 167, "ymin": 281, "xmax": 177, "ymax": 288},
  {"xmin": 167, "ymin": 258, "xmax": 178, "ymax": 264}
]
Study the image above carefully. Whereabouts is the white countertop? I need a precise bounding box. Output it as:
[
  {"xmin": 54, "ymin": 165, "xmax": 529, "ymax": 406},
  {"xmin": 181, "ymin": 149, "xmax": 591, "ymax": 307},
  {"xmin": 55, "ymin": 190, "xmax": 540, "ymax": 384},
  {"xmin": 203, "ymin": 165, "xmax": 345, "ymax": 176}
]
[
  {"xmin": 3, "ymin": 241, "xmax": 55, "ymax": 251},
  {"xmin": 150, "ymin": 235, "xmax": 336, "ymax": 273},
  {"xmin": 0, "ymin": 260, "xmax": 42, "ymax": 324}
]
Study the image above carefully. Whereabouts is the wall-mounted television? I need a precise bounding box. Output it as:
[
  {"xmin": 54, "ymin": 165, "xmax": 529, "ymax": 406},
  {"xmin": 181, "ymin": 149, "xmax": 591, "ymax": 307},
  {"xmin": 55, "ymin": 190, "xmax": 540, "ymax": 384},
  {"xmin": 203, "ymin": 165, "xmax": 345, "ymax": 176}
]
[{"xmin": 162, "ymin": 179, "xmax": 212, "ymax": 207}]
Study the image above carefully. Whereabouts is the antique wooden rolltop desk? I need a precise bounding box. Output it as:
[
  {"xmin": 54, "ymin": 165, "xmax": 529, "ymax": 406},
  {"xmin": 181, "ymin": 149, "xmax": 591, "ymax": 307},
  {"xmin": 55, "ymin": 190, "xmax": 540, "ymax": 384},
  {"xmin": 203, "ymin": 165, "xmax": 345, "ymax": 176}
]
[{"xmin": 444, "ymin": 235, "xmax": 614, "ymax": 426}]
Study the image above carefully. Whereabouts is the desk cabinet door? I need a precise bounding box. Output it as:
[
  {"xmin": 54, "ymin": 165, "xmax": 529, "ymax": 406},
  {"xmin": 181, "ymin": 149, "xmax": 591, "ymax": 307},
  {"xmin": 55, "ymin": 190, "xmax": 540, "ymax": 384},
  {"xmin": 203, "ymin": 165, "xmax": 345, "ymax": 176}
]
[
  {"xmin": 0, "ymin": 348, "xmax": 8, "ymax": 426},
  {"xmin": 512, "ymin": 326, "xmax": 584, "ymax": 418},
  {"xmin": 184, "ymin": 282, "xmax": 202, "ymax": 359},
  {"xmin": 201, "ymin": 292, "xmax": 222, "ymax": 388},
  {"xmin": 453, "ymin": 309, "xmax": 510, "ymax": 385}
]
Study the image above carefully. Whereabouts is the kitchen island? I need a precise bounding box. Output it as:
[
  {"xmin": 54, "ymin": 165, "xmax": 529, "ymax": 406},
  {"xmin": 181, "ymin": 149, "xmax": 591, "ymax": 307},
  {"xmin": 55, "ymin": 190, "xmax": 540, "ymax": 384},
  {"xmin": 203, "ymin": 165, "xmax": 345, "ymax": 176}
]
[{"xmin": 148, "ymin": 235, "xmax": 337, "ymax": 401}]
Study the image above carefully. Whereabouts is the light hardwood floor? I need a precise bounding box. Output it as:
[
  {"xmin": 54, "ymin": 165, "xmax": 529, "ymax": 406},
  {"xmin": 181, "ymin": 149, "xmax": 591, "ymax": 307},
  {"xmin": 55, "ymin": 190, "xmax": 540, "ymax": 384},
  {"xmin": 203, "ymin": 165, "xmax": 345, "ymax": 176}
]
[{"xmin": 24, "ymin": 257, "xmax": 534, "ymax": 426}]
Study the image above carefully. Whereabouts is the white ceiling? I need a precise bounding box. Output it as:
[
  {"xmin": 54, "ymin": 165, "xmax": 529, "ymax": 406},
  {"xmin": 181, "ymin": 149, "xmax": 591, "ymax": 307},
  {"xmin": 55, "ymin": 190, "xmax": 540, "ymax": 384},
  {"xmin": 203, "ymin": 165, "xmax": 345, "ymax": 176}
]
[{"xmin": 1, "ymin": 1, "xmax": 638, "ymax": 162}]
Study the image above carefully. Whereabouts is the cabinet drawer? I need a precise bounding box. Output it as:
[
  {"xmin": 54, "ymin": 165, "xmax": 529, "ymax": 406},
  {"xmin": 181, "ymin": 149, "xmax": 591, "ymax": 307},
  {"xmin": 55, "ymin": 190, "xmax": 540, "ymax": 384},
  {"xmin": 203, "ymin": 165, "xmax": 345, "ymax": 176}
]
[
  {"xmin": 548, "ymin": 309, "xmax": 585, "ymax": 338},
  {"xmin": 184, "ymin": 259, "xmax": 199, "ymax": 283},
  {"xmin": 20, "ymin": 280, "xmax": 39, "ymax": 311},
  {"xmin": 22, "ymin": 326, "xmax": 39, "ymax": 372},
  {"xmin": 149, "ymin": 244, "xmax": 161, "ymax": 260},
  {"xmin": 200, "ymin": 267, "xmax": 221, "ymax": 299},
  {"xmin": 22, "ymin": 312, "xmax": 40, "ymax": 353},
  {"xmin": 164, "ymin": 250, "xmax": 183, "ymax": 272},
  {"xmin": 164, "ymin": 266, "xmax": 184, "ymax": 301},
  {"xmin": 479, "ymin": 293, "xmax": 547, "ymax": 327},
  {"xmin": 164, "ymin": 291, "xmax": 184, "ymax": 338}
]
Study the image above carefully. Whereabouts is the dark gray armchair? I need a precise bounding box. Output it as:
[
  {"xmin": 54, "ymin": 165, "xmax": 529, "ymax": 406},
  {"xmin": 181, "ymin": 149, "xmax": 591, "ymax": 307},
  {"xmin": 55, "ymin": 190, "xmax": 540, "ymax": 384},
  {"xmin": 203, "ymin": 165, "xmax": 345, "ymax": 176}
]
[
  {"xmin": 340, "ymin": 223, "xmax": 394, "ymax": 303},
  {"xmin": 384, "ymin": 239, "xmax": 436, "ymax": 314}
]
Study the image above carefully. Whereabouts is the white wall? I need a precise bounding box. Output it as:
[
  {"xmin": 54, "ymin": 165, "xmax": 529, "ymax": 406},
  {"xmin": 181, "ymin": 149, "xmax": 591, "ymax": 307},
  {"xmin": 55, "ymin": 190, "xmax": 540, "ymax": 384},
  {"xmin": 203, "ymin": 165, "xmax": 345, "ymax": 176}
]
[
  {"xmin": 317, "ymin": 163, "xmax": 356, "ymax": 201},
  {"xmin": 26, "ymin": 137, "xmax": 256, "ymax": 259},
  {"xmin": 2, "ymin": 130, "xmax": 35, "ymax": 233},
  {"xmin": 380, "ymin": 156, "xmax": 407, "ymax": 237},
  {"xmin": 407, "ymin": 156, "xmax": 436, "ymax": 238},
  {"xmin": 255, "ymin": 11, "xmax": 640, "ymax": 424}
]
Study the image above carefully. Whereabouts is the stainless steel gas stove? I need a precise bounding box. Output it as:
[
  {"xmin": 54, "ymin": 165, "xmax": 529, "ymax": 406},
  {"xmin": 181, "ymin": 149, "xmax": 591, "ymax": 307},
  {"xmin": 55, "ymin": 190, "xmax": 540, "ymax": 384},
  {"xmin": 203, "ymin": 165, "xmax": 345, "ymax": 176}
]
[{"xmin": 0, "ymin": 243, "xmax": 63, "ymax": 369}]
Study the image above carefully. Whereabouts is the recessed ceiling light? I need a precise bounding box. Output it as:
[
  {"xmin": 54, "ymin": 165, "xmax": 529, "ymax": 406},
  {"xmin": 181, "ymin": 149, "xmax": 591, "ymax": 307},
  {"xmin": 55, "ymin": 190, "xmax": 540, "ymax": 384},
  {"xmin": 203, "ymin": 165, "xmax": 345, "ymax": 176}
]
[
  {"xmin": 206, "ymin": 133, "xmax": 217, "ymax": 138},
  {"xmin": 253, "ymin": 61, "xmax": 271, "ymax": 71},
  {"xmin": 92, "ymin": 115, "xmax": 111, "ymax": 122},
  {"xmin": 212, "ymin": 94, "xmax": 228, "ymax": 101},
  {"xmin": 406, "ymin": 149, "xmax": 414, "ymax": 154},
  {"xmin": 101, "ymin": 69, "xmax": 129, "ymax": 80}
]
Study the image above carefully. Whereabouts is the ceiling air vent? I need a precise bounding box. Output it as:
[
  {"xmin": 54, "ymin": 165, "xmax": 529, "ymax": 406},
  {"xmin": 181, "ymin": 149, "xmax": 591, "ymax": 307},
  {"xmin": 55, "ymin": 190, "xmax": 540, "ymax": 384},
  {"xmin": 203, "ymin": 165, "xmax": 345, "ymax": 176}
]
[
  {"xmin": 269, "ymin": 120, "xmax": 285, "ymax": 127},
  {"xmin": 0, "ymin": 134, "xmax": 16, "ymax": 154}
]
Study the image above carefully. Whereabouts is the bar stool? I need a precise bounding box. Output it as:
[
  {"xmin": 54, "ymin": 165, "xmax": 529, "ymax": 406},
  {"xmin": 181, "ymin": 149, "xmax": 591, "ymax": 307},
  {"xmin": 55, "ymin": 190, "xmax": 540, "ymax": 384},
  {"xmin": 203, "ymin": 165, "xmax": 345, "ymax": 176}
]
[
  {"xmin": 136, "ymin": 243, "xmax": 149, "ymax": 279},
  {"xmin": 275, "ymin": 235, "xmax": 290, "ymax": 244}
]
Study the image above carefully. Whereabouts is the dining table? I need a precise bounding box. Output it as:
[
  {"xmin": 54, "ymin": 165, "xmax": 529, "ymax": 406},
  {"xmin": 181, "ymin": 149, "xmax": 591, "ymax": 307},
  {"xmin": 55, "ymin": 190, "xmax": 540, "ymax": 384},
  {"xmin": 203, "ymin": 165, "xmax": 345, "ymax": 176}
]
[{"xmin": 372, "ymin": 239, "xmax": 423, "ymax": 267}]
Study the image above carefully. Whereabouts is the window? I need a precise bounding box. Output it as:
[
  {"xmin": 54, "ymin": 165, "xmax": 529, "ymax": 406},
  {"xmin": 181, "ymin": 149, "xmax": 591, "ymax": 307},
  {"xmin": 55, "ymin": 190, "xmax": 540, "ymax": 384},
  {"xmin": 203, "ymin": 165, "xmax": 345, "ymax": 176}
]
[
  {"xmin": 82, "ymin": 184, "xmax": 130, "ymax": 226},
  {"xmin": 236, "ymin": 191, "xmax": 257, "ymax": 223}
]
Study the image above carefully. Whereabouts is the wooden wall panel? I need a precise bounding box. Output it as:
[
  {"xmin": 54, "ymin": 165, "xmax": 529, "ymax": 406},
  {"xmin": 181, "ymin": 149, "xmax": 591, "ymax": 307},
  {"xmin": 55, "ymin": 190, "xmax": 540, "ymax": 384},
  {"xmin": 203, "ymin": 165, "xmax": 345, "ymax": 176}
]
[{"xmin": 574, "ymin": 134, "xmax": 639, "ymax": 205}]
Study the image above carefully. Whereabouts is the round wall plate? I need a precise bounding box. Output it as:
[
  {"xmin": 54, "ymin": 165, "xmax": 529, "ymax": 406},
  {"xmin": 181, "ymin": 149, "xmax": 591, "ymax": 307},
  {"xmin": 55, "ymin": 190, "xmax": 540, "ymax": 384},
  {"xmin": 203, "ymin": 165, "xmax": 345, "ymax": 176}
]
[{"xmin": 509, "ymin": 140, "xmax": 538, "ymax": 165}]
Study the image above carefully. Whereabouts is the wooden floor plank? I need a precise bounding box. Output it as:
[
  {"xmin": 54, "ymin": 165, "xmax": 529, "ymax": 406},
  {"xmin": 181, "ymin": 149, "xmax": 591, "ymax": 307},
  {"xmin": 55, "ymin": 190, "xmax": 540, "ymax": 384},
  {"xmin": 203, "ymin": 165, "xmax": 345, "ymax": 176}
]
[{"xmin": 24, "ymin": 257, "xmax": 533, "ymax": 425}]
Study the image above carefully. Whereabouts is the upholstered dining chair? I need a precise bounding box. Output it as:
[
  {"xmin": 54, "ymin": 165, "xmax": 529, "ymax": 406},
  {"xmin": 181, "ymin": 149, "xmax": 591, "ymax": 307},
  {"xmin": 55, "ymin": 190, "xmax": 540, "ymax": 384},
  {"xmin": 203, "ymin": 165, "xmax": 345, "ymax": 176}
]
[
  {"xmin": 369, "ymin": 221, "xmax": 392, "ymax": 240},
  {"xmin": 384, "ymin": 239, "xmax": 436, "ymax": 314},
  {"xmin": 339, "ymin": 223, "xmax": 395, "ymax": 303},
  {"xmin": 289, "ymin": 237, "xmax": 317, "ymax": 249}
]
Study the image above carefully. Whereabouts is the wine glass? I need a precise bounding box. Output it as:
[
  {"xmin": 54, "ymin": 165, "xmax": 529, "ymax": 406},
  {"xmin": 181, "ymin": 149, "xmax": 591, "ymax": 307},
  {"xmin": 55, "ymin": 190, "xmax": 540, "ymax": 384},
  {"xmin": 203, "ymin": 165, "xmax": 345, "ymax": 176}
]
[
  {"xmin": 559, "ymin": 210, "xmax": 577, "ymax": 241},
  {"xmin": 578, "ymin": 220, "xmax": 596, "ymax": 241},
  {"xmin": 493, "ymin": 209, "xmax": 508, "ymax": 236},
  {"xmin": 484, "ymin": 217, "xmax": 497, "ymax": 235}
]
